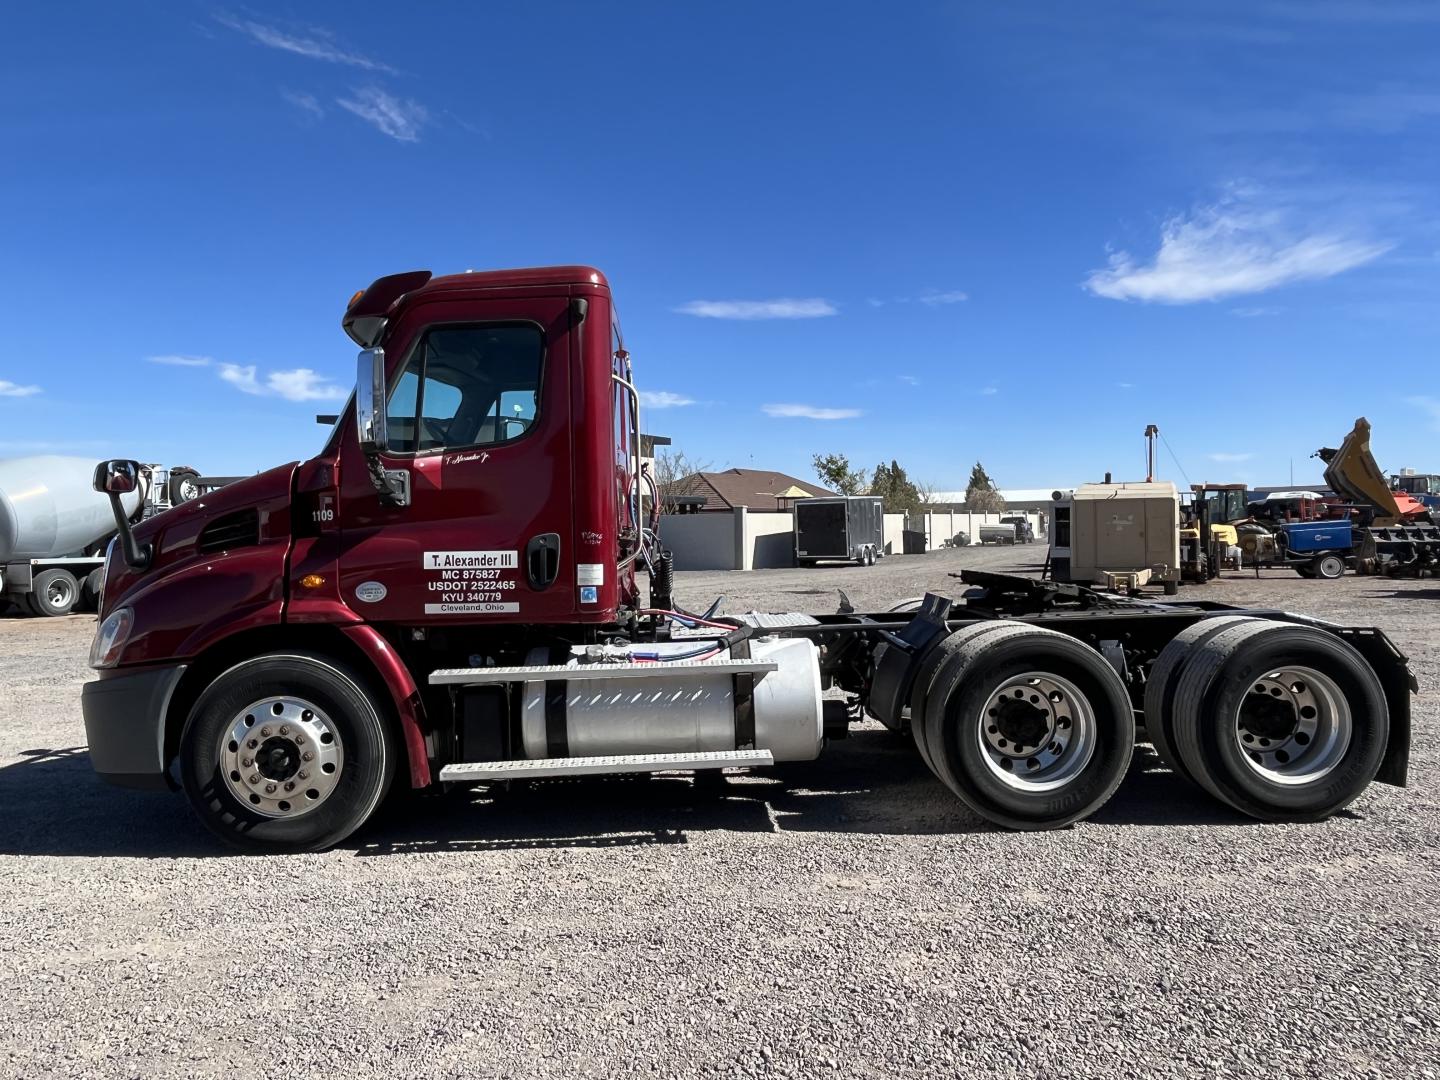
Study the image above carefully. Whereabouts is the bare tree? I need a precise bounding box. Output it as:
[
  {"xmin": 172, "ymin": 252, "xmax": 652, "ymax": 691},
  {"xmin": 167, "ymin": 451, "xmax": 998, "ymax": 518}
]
[{"xmin": 653, "ymin": 448, "xmax": 713, "ymax": 512}]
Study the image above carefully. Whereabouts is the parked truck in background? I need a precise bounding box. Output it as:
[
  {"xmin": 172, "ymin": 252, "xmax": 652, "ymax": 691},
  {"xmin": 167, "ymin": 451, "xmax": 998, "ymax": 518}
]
[
  {"xmin": 999, "ymin": 516, "xmax": 1034, "ymax": 543},
  {"xmin": 0, "ymin": 456, "xmax": 209, "ymax": 616},
  {"xmin": 80, "ymin": 265, "xmax": 1413, "ymax": 853},
  {"xmin": 794, "ymin": 495, "xmax": 884, "ymax": 566}
]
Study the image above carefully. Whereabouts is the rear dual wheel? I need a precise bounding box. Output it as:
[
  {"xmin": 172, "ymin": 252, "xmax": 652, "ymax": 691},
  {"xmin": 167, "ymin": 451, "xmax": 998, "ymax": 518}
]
[
  {"xmin": 912, "ymin": 624, "xmax": 1134, "ymax": 829},
  {"xmin": 1146, "ymin": 621, "xmax": 1387, "ymax": 821}
]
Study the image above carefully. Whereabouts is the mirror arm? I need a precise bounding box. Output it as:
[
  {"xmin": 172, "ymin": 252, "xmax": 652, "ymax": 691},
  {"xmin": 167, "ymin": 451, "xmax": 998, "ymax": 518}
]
[
  {"xmin": 105, "ymin": 492, "xmax": 151, "ymax": 570},
  {"xmin": 363, "ymin": 450, "xmax": 408, "ymax": 507}
]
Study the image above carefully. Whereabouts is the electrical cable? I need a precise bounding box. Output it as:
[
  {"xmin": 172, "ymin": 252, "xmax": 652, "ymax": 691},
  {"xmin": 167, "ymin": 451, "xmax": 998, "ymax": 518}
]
[{"xmin": 1158, "ymin": 430, "xmax": 1192, "ymax": 487}]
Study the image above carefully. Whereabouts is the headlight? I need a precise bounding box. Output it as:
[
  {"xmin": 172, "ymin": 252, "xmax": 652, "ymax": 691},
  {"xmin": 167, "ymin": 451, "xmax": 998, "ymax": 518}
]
[{"xmin": 89, "ymin": 607, "xmax": 133, "ymax": 669}]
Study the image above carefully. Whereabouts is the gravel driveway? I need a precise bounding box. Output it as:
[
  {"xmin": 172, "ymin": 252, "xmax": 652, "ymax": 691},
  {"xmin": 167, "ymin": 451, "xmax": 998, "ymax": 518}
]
[{"xmin": 1, "ymin": 544, "xmax": 1436, "ymax": 1078}]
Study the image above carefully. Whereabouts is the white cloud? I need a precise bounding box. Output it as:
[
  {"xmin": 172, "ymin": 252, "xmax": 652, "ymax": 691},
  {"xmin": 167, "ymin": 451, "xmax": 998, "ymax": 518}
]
[
  {"xmin": 214, "ymin": 12, "xmax": 396, "ymax": 72},
  {"xmin": 675, "ymin": 299, "xmax": 837, "ymax": 320},
  {"xmin": 762, "ymin": 403, "xmax": 862, "ymax": 420},
  {"xmin": 918, "ymin": 290, "xmax": 969, "ymax": 306},
  {"xmin": 638, "ymin": 390, "xmax": 695, "ymax": 408},
  {"xmin": 282, "ymin": 90, "xmax": 325, "ymax": 119},
  {"xmin": 0, "ymin": 379, "xmax": 41, "ymax": 397},
  {"xmin": 266, "ymin": 368, "xmax": 349, "ymax": 402},
  {"xmin": 147, "ymin": 354, "xmax": 214, "ymax": 367},
  {"xmin": 1116, "ymin": 381, "xmax": 1134, "ymax": 389},
  {"xmin": 980, "ymin": 386, "xmax": 999, "ymax": 395},
  {"xmin": 898, "ymin": 375, "xmax": 920, "ymax": 386},
  {"xmin": 216, "ymin": 363, "xmax": 345, "ymax": 402},
  {"xmin": 336, "ymin": 87, "xmax": 428, "ymax": 142},
  {"xmin": 1208, "ymin": 452, "xmax": 1254, "ymax": 462},
  {"xmin": 1084, "ymin": 194, "xmax": 1391, "ymax": 304},
  {"xmin": 218, "ymin": 363, "xmax": 262, "ymax": 394},
  {"xmin": 866, "ymin": 297, "xmax": 885, "ymax": 308},
  {"xmin": 1231, "ymin": 306, "xmax": 1281, "ymax": 318}
]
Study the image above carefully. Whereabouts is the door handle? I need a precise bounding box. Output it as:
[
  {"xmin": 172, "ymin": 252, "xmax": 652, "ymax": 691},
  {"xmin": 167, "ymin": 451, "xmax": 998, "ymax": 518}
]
[{"xmin": 526, "ymin": 533, "xmax": 561, "ymax": 590}]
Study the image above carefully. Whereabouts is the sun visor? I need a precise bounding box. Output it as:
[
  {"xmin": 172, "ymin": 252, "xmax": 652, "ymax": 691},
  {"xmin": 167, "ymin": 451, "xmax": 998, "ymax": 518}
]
[{"xmin": 342, "ymin": 270, "xmax": 432, "ymax": 347}]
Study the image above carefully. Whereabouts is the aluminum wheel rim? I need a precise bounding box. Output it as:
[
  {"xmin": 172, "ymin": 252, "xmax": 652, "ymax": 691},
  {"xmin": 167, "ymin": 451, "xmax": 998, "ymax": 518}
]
[
  {"xmin": 47, "ymin": 578, "xmax": 74, "ymax": 607},
  {"xmin": 219, "ymin": 696, "xmax": 344, "ymax": 818},
  {"xmin": 977, "ymin": 672, "xmax": 1097, "ymax": 792},
  {"xmin": 1234, "ymin": 666, "xmax": 1351, "ymax": 785},
  {"xmin": 178, "ymin": 478, "xmax": 199, "ymax": 501}
]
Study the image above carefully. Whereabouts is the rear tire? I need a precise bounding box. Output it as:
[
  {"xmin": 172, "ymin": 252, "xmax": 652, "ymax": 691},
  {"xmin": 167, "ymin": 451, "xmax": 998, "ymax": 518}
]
[
  {"xmin": 28, "ymin": 569, "xmax": 79, "ymax": 617},
  {"xmin": 179, "ymin": 652, "xmax": 395, "ymax": 853},
  {"xmin": 1143, "ymin": 615, "xmax": 1262, "ymax": 783},
  {"xmin": 921, "ymin": 626, "xmax": 1134, "ymax": 829},
  {"xmin": 1313, "ymin": 554, "xmax": 1345, "ymax": 580},
  {"xmin": 79, "ymin": 568, "xmax": 103, "ymax": 613},
  {"xmin": 168, "ymin": 466, "xmax": 201, "ymax": 505},
  {"xmin": 1169, "ymin": 622, "xmax": 1387, "ymax": 821}
]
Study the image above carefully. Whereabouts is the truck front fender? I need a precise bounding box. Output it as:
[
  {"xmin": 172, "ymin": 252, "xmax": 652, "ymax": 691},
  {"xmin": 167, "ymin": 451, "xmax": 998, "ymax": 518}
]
[{"xmin": 339, "ymin": 624, "xmax": 432, "ymax": 788}]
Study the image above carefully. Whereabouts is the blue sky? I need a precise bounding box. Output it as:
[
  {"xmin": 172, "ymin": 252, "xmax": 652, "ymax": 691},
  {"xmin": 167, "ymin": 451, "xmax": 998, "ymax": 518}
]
[{"xmin": 4, "ymin": 3, "xmax": 1440, "ymax": 490}]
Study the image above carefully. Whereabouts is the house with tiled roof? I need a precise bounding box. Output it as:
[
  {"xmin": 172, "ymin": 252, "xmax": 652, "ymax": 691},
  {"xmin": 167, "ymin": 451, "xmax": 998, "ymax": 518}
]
[{"xmin": 663, "ymin": 468, "xmax": 834, "ymax": 513}]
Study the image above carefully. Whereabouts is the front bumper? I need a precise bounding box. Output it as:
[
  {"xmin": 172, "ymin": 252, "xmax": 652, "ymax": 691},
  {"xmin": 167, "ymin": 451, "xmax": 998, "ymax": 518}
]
[{"xmin": 81, "ymin": 664, "xmax": 188, "ymax": 791}]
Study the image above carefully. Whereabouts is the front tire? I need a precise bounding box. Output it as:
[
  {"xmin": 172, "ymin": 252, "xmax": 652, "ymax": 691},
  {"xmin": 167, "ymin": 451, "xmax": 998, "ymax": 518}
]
[
  {"xmin": 180, "ymin": 652, "xmax": 395, "ymax": 852},
  {"xmin": 1313, "ymin": 554, "xmax": 1346, "ymax": 580}
]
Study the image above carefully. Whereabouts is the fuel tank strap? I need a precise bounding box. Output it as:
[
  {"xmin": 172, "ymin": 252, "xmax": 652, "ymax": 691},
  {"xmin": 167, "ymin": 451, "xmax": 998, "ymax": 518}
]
[{"xmin": 545, "ymin": 681, "xmax": 568, "ymax": 758}]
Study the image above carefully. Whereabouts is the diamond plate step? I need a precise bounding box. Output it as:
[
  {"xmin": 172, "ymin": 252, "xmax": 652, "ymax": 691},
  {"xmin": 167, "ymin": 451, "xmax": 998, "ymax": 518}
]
[{"xmin": 439, "ymin": 748, "xmax": 774, "ymax": 782}]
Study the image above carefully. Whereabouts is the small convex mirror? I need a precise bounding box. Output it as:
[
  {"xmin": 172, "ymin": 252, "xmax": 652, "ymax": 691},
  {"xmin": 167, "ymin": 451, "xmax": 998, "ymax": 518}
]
[{"xmin": 93, "ymin": 459, "xmax": 141, "ymax": 495}]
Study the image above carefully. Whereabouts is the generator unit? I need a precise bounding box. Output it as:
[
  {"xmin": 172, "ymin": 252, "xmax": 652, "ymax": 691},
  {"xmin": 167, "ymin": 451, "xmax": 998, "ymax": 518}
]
[{"xmin": 1061, "ymin": 481, "xmax": 1181, "ymax": 593}]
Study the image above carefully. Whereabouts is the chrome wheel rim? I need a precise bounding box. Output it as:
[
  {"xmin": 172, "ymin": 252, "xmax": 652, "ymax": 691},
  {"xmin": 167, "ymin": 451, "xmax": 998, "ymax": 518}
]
[
  {"xmin": 178, "ymin": 478, "xmax": 199, "ymax": 502},
  {"xmin": 47, "ymin": 578, "xmax": 74, "ymax": 607},
  {"xmin": 1234, "ymin": 666, "xmax": 1351, "ymax": 784},
  {"xmin": 977, "ymin": 672, "xmax": 1096, "ymax": 791},
  {"xmin": 219, "ymin": 696, "xmax": 344, "ymax": 818}
]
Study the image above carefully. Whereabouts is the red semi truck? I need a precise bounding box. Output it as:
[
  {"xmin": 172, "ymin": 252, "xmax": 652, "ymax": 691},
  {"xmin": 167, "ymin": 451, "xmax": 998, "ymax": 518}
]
[{"xmin": 82, "ymin": 266, "xmax": 1414, "ymax": 852}]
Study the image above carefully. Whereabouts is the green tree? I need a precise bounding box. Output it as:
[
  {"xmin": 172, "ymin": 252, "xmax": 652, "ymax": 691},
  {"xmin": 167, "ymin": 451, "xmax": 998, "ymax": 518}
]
[
  {"xmin": 870, "ymin": 458, "xmax": 923, "ymax": 514},
  {"xmin": 965, "ymin": 460, "xmax": 1006, "ymax": 513},
  {"xmin": 812, "ymin": 452, "xmax": 868, "ymax": 495}
]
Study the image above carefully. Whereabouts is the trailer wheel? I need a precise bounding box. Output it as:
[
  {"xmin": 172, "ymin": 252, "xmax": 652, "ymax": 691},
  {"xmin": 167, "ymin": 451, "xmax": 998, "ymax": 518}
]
[
  {"xmin": 27, "ymin": 569, "xmax": 79, "ymax": 617},
  {"xmin": 179, "ymin": 652, "xmax": 395, "ymax": 853},
  {"xmin": 1143, "ymin": 615, "xmax": 1262, "ymax": 783},
  {"xmin": 1313, "ymin": 554, "xmax": 1346, "ymax": 580},
  {"xmin": 921, "ymin": 626, "xmax": 1134, "ymax": 829},
  {"xmin": 1169, "ymin": 622, "xmax": 1388, "ymax": 822}
]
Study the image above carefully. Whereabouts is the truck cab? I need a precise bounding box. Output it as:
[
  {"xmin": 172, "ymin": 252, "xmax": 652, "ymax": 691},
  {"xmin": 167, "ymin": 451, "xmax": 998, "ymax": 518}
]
[{"xmin": 83, "ymin": 267, "xmax": 658, "ymax": 845}]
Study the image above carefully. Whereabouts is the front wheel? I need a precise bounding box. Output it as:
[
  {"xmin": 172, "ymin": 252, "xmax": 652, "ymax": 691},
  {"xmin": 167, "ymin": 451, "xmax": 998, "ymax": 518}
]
[
  {"xmin": 179, "ymin": 652, "xmax": 395, "ymax": 853},
  {"xmin": 1313, "ymin": 554, "xmax": 1346, "ymax": 580}
]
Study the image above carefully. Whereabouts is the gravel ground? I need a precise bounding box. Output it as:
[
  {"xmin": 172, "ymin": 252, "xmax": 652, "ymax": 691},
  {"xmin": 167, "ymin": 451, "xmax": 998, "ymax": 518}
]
[{"xmin": 1, "ymin": 545, "xmax": 1437, "ymax": 1078}]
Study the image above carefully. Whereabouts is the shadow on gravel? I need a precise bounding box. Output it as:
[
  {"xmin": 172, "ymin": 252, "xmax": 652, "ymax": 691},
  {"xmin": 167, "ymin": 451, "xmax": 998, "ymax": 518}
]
[
  {"xmin": 0, "ymin": 746, "xmax": 216, "ymax": 858},
  {"xmin": 2, "ymin": 736, "xmax": 1277, "ymax": 859},
  {"xmin": 1359, "ymin": 588, "xmax": 1440, "ymax": 601},
  {"xmin": 352, "ymin": 732, "xmax": 1266, "ymax": 856}
]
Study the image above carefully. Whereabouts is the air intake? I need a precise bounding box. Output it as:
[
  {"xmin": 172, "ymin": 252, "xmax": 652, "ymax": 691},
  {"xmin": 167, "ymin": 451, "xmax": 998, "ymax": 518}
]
[{"xmin": 197, "ymin": 509, "xmax": 260, "ymax": 555}]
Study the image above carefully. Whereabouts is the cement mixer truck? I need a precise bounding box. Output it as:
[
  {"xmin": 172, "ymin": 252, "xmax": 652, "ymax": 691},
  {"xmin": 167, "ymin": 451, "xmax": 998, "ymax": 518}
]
[{"xmin": 0, "ymin": 457, "xmax": 208, "ymax": 616}]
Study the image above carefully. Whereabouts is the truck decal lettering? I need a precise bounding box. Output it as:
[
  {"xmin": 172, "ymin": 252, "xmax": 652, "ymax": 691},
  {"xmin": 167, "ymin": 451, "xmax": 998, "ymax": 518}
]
[{"xmin": 423, "ymin": 551, "xmax": 518, "ymax": 569}]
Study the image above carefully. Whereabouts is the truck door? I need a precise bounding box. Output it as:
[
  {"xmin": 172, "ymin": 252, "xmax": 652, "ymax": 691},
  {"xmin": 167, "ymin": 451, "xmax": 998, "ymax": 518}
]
[{"xmin": 335, "ymin": 293, "xmax": 577, "ymax": 624}]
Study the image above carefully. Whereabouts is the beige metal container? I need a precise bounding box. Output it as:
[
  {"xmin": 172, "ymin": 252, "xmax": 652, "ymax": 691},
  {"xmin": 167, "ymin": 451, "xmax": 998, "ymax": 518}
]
[{"xmin": 1068, "ymin": 481, "xmax": 1180, "ymax": 586}]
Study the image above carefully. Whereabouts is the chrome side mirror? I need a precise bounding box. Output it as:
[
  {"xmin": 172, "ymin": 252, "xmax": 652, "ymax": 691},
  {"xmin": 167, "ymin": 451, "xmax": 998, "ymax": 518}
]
[
  {"xmin": 93, "ymin": 459, "xmax": 141, "ymax": 495},
  {"xmin": 355, "ymin": 347, "xmax": 388, "ymax": 451}
]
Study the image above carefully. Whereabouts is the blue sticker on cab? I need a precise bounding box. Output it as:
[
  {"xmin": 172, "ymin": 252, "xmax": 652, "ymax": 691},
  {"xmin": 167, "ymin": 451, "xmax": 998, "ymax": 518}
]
[{"xmin": 579, "ymin": 586, "xmax": 598, "ymax": 604}]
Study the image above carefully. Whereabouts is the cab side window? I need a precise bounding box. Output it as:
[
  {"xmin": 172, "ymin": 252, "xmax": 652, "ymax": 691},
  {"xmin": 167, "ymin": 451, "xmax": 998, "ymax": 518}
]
[{"xmin": 385, "ymin": 324, "xmax": 543, "ymax": 454}]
